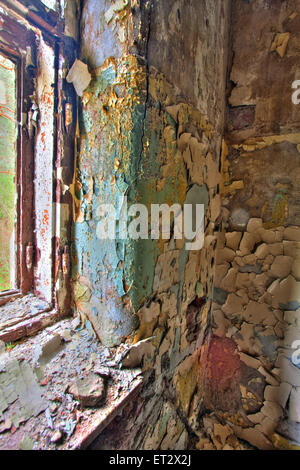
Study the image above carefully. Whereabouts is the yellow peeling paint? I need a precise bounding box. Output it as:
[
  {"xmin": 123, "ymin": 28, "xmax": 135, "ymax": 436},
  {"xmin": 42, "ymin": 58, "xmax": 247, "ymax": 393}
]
[
  {"xmin": 134, "ymin": 302, "xmax": 161, "ymax": 343},
  {"xmin": 224, "ymin": 180, "xmax": 244, "ymax": 193},
  {"xmin": 289, "ymin": 12, "xmax": 297, "ymax": 21},
  {"xmin": 232, "ymin": 133, "xmax": 300, "ymax": 152},
  {"xmin": 175, "ymin": 359, "xmax": 198, "ymax": 416},
  {"xmin": 262, "ymin": 192, "xmax": 289, "ymax": 229},
  {"xmin": 69, "ymin": 109, "xmax": 84, "ymax": 222},
  {"xmin": 201, "ymin": 303, "xmax": 210, "ymax": 329},
  {"xmin": 271, "ymin": 432, "xmax": 300, "ymax": 450},
  {"xmin": 270, "ymin": 32, "xmax": 290, "ymax": 58},
  {"xmin": 220, "ymin": 139, "xmax": 230, "ymax": 195}
]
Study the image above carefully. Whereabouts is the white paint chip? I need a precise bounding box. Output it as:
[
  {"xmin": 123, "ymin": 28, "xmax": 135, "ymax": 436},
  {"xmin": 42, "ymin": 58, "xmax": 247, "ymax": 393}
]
[{"xmin": 66, "ymin": 60, "xmax": 91, "ymax": 97}]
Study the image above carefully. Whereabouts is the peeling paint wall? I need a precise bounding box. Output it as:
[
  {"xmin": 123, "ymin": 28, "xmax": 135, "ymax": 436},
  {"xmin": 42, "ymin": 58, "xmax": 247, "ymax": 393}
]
[
  {"xmin": 73, "ymin": 0, "xmax": 148, "ymax": 345},
  {"xmin": 210, "ymin": 0, "xmax": 300, "ymax": 450},
  {"xmin": 75, "ymin": 0, "xmax": 300, "ymax": 451},
  {"xmin": 76, "ymin": 0, "xmax": 231, "ymax": 449}
]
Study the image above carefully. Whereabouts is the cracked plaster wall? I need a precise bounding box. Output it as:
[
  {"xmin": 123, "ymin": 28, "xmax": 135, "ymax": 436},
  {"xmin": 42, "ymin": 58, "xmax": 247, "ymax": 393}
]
[
  {"xmin": 209, "ymin": 0, "xmax": 300, "ymax": 450},
  {"xmin": 74, "ymin": 0, "xmax": 231, "ymax": 450},
  {"xmin": 80, "ymin": 0, "xmax": 300, "ymax": 451}
]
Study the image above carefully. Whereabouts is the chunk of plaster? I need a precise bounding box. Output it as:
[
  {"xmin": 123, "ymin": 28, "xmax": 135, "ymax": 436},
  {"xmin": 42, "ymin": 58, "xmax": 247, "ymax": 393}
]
[
  {"xmin": 121, "ymin": 337, "xmax": 154, "ymax": 368},
  {"xmin": 66, "ymin": 60, "xmax": 91, "ymax": 97}
]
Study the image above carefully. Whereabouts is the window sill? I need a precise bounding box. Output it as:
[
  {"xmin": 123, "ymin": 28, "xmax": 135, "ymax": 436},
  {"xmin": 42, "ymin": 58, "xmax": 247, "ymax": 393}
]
[
  {"xmin": 0, "ymin": 308, "xmax": 63, "ymax": 344},
  {"xmin": 0, "ymin": 291, "xmax": 22, "ymax": 307},
  {"xmin": 0, "ymin": 293, "xmax": 67, "ymax": 344}
]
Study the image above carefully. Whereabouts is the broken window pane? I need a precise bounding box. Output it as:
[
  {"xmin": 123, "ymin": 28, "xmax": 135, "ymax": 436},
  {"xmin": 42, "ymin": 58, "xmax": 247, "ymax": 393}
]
[{"xmin": 0, "ymin": 53, "xmax": 17, "ymax": 291}]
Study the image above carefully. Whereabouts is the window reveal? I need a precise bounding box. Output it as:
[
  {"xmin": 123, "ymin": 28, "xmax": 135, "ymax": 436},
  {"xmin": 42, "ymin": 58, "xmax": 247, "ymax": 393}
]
[
  {"xmin": 0, "ymin": 0, "xmax": 76, "ymax": 322},
  {"xmin": 0, "ymin": 6, "xmax": 57, "ymax": 307}
]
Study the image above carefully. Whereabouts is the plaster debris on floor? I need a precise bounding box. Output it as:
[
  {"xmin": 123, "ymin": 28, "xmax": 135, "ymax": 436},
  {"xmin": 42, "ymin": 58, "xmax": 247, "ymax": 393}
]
[{"xmin": 0, "ymin": 318, "xmax": 142, "ymax": 450}]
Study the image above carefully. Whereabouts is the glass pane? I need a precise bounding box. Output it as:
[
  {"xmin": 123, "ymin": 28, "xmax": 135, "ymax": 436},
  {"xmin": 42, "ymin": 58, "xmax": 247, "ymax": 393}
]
[{"xmin": 0, "ymin": 54, "xmax": 17, "ymax": 291}]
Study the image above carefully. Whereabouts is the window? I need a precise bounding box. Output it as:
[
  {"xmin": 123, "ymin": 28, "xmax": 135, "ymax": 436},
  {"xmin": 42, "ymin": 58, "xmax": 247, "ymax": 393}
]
[
  {"xmin": 0, "ymin": 53, "xmax": 17, "ymax": 293},
  {"xmin": 0, "ymin": 1, "xmax": 68, "ymax": 322}
]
